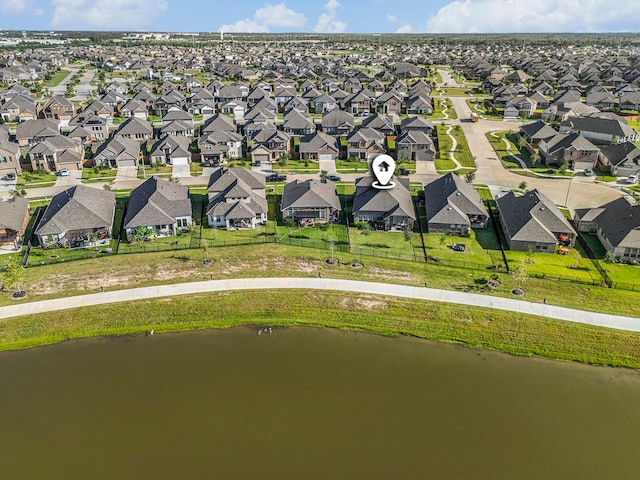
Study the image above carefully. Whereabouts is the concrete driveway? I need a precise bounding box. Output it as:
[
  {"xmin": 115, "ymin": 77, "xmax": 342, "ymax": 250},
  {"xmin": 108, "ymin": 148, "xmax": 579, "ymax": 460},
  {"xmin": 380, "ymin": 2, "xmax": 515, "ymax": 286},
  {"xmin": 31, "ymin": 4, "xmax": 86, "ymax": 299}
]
[
  {"xmin": 171, "ymin": 164, "xmax": 191, "ymax": 178},
  {"xmin": 54, "ymin": 169, "xmax": 82, "ymax": 187}
]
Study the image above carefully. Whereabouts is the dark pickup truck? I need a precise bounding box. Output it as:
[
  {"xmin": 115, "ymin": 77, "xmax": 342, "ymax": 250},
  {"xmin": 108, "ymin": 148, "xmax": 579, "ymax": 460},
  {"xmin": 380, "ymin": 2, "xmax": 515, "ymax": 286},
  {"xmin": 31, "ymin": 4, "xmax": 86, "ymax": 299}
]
[{"xmin": 266, "ymin": 174, "xmax": 287, "ymax": 182}]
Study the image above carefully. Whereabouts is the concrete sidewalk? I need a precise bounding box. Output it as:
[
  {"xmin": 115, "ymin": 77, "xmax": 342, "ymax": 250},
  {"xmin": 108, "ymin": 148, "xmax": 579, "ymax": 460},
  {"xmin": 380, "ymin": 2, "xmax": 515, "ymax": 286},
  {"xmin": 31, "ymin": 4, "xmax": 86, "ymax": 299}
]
[{"xmin": 1, "ymin": 277, "xmax": 639, "ymax": 332}]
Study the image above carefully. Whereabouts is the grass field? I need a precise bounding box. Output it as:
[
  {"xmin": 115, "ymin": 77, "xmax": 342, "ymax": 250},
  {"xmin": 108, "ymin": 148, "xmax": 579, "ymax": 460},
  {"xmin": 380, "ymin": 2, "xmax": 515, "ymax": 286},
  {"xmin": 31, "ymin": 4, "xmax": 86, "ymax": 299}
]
[{"xmin": 43, "ymin": 69, "xmax": 70, "ymax": 87}]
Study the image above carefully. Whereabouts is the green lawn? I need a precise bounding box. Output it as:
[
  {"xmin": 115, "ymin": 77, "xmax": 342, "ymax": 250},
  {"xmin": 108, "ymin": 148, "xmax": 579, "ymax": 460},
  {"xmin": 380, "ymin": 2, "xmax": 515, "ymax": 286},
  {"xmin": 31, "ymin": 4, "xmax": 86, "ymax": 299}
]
[
  {"xmin": 17, "ymin": 170, "xmax": 58, "ymax": 187},
  {"xmin": 82, "ymin": 167, "xmax": 117, "ymax": 181},
  {"xmin": 603, "ymin": 263, "xmax": 640, "ymax": 289},
  {"xmin": 43, "ymin": 69, "xmax": 70, "ymax": 87},
  {"xmin": 449, "ymin": 125, "xmax": 475, "ymax": 169},
  {"xmin": 505, "ymin": 248, "xmax": 601, "ymax": 284},
  {"xmin": 335, "ymin": 160, "xmax": 369, "ymax": 173},
  {"xmin": 423, "ymin": 229, "xmax": 503, "ymax": 269},
  {"xmin": 349, "ymin": 228, "xmax": 423, "ymax": 260},
  {"xmin": 441, "ymin": 87, "xmax": 471, "ymax": 96},
  {"xmin": 138, "ymin": 165, "xmax": 173, "ymax": 178},
  {"xmin": 272, "ymin": 160, "xmax": 319, "ymax": 174}
]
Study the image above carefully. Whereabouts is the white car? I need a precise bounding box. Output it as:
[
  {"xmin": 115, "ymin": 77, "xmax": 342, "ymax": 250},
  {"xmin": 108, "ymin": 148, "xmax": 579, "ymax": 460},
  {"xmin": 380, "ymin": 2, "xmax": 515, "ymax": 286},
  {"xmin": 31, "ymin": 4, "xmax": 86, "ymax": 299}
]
[
  {"xmin": 59, "ymin": 169, "xmax": 70, "ymax": 176},
  {"xmin": 628, "ymin": 174, "xmax": 638, "ymax": 184}
]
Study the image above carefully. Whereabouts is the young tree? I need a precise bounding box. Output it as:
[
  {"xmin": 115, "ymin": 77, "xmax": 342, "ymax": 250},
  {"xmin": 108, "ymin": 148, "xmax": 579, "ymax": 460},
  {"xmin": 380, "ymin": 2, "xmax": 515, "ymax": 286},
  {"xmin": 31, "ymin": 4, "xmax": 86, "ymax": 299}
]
[
  {"xmin": 559, "ymin": 158, "xmax": 570, "ymax": 174},
  {"xmin": 2, "ymin": 260, "xmax": 25, "ymax": 295},
  {"xmin": 464, "ymin": 171, "xmax": 476, "ymax": 183},
  {"xmin": 512, "ymin": 259, "xmax": 529, "ymax": 291},
  {"xmin": 519, "ymin": 181, "xmax": 528, "ymax": 191}
]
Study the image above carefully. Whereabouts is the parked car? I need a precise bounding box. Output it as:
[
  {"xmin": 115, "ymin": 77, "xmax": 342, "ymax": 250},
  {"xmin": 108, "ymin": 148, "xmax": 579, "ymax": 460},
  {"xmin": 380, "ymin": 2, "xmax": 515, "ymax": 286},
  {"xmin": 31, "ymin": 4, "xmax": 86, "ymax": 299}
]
[
  {"xmin": 628, "ymin": 174, "xmax": 638, "ymax": 184},
  {"xmin": 252, "ymin": 160, "xmax": 261, "ymax": 167},
  {"xmin": 583, "ymin": 168, "xmax": 593, "ymax": 177},
  {"xmin": 328, "ymin": 174, "xmax": 341, "ymax": 181},
  {"xmin": 59, "ymin": 168, "xmax": 70, "ymax": 176},
  {"xmin": 4, "ymin": 172, "xmax": 15, "ymax": 180},
  {"xmin": 398, "ymin": 168, "xmax": 410, "ymax": 176},
  {"xmin": 266, "ymin": 174, "xmax": 286, "ymax": 182}
]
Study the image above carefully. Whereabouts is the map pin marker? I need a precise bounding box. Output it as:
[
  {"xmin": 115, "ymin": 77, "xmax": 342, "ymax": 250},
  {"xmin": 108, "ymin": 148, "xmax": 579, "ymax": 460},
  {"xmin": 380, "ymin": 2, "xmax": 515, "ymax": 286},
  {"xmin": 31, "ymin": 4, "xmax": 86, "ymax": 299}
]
[{"xmin": 371, "ymin": 154, "xmax": 396, "ymax": 190}]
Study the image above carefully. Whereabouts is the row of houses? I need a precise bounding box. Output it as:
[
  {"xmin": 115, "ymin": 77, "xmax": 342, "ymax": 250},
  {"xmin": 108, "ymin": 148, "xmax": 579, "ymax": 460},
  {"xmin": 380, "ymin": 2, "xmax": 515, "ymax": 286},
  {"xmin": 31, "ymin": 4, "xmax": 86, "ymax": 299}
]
[{"xmin": 4, "ymin": 166, "xmax": 639, "ymax": 263}]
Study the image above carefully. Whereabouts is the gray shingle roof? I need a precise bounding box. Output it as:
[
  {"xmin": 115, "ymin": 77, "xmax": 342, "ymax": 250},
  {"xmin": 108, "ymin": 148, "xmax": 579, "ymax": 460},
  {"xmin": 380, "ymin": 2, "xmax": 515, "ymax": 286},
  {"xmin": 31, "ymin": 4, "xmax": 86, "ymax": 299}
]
[
  {"xmin": 0, "ymin": 196, "xmax": 29, "ymax": 232},
  {"xmin": 281, "ymin": 179, "xmax": 341, "ymax": 211},
  {"xmin": 35, "ymin": 185, "xmax": 115, "ymax": 236},
  {"xmin": 496, "ymin": 190, "xmax": 575, "ymax": 244},
  {"xmin": 576, "ymin": 197, "xmax": 640, "ymax": 249},
  {"xmin": 424, "ymin": 173, "xmax": 487, "ymax": 226},
  {"xmin": 124, "ymin": 176, "xmax": 191, "ymax": 229},
  {"xmin": 353, "ymin": 176, "xmax": 415, "ymax": 221}
]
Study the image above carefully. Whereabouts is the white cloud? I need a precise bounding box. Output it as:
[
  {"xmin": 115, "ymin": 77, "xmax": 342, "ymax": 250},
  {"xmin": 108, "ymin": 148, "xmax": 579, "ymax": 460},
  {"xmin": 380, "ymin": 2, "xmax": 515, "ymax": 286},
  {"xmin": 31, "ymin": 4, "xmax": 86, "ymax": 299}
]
[
  {"xmin": 314, "ymin": 0, "xmax": 346, "ymax": 33},
  {"xmin": 396, "ymin": 24, "xmax": 413, "ymax": 34},
  {"xmin": 1, "ymin": 0, "xmax": 43, "ymax": 15},
  {"xmin": 426, "ymin": 0, "xmax": 640, "ymax": 33},
  {"xmin": 220, "ymin": 2, "xmax": 307, "ymax": 33},
  {"xmin": 51, "ymin": 0, "xmax": 167, "ymax": 29},
  {"xmin": 386, "ymin": 14, "xmax": 397, "ymax": 23}
]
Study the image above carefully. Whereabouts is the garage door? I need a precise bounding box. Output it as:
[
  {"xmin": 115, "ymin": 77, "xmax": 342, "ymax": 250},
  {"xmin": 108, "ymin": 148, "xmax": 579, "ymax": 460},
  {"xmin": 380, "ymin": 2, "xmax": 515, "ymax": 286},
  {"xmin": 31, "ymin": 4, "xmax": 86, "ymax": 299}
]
[
  {"xmin": 319, "ymin": 154, "xmax": 335, "ymax": 161},
  {"xmin": 118, "ymin": 159, "xmax": 137, "ymax": 168},
  {"xmin": 172, "ymin": 156, "xmax": 190, "ymax": 166}
]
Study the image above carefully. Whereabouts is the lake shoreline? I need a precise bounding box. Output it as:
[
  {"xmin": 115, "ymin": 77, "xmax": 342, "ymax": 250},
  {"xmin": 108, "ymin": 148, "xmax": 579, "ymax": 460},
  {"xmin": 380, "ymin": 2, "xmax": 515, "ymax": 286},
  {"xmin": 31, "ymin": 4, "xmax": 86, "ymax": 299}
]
[{"xmin": 1, "ymin": 289, "xmax": 639, "ymax": 369}]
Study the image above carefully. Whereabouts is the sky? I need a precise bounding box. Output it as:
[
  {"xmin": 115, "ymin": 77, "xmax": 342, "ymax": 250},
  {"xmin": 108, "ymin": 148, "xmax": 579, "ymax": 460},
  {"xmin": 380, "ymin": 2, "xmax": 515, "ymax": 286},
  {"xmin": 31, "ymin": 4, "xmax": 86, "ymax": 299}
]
[{"xmin": 1, "ymin": 0, "xmax": 639, "ymax": 34}]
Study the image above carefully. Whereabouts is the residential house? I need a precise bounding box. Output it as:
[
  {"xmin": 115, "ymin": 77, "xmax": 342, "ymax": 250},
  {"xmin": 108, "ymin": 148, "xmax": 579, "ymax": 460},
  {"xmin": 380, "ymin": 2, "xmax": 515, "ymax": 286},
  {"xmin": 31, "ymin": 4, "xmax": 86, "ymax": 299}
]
[
  {"xmin": 0, "ymin": 94, "xmax": 37, "ymax": 122},
  {"xmin": 496, "ymin": 189, "xmax": 576, "ymax": 253},
  {"xmin": 28, "ymin": 135, "xmax": 83, "ymax": 172},
  {"xmin": 344, "ymin": 91, "xmax": 371, "ymax": 116},
  {"xmin": 199, "ymin": 129, "xmax": 243, "ymax": 166},
  {"xmin": 346, "ymin": 127, "xmax": 386, "ymax": 161},
  {"xmin": 559, "ymin": 115, "xmax": 639, "ymax": 145},
  {"xmin": 82, "ymin": 99, "xmax": 113, "ymax": 120},
  {"xmin": 201, "ymin": 113, "xmax": 237, "ymax": 136},
  {"xmin": 519, "ymin": 120, "xmax": 557, "ymax": 146},
  {"xmin": 206, "ymin": 168, "xmax": 268, "ymax": 229},
  {"xmin": 585, "ymin": 89, "xmax": 616, "ymax": 110},
  {"xmin": 67, "ymin": 113, "xmax": 108, "ymax": 141},
  {"xmin": 40, "ymin": 95, "xmax": 76, "ymax": 122},
  {"xmin": 115, "ymin": 117, "xmax": 153, "ymax": 141},
  {"xmin": 312, "ymin": 94, "xmax": 338, "ymax": 113},
  {"xmin": 298, "ymin": 131, "xmax": 339, "ymax": 162},
  {"xmin": 396, "ymin": 130, "xmax": 435, "ymax": 161},
  {"xmin": 35, "ymin": 185, "xmax": 116, "ymax": 249},
  {"xmin": 321, "ymin": 109, "xmax": 355, "ymax": 137},
  {"xmin": 15, "ymin": 118, "xmax": 59, "ymax": 147},
  {"xmin": 405, "ymin": 93, "xmax": 433, "ymax": 115},
  {"xmin": 281, "ymin": 179, "xmax": 341, "ymax": 226},
  {"xmin": 360, "ymin": 114, "xmax": 396, "ymax": 137},
  {"xmin": 148, "ymin": 135, "xmax": 192, "ymax": 166},
  {"xmin": 598, "ymin": 142, "xmax": 640, "ymax": 177},
  {"xmin": 0, "ymin": 196, "xmax": 30, "ymax": 251},
  {"xmin": 282, "ymin": 109, "xmax": 316, "ymax": 137},
  {"xmin": 94, "ymin": 136, "xmax": 140, "ymax": 168},
  {"xmin": 424, "ymin": 173, "xmax": 488, "ymax": 234},
  {"xmin": 251, "ymin": 129, "xmax": 291, "ymax": 161},
  {"xmin": 538, "ymin": 132, "xmax": 600, "ymax": 170},
  {"xmin": 374, "ymin": 89, "xmax": 404, "ymax": 115},
  {"xmin": 574, "ymin": 197, "xmax": 640, "ymax": 262},
  {"xmin": 123, "ymin": 176, "xmax": 192, "ymax": 240},
  {"xmin": 0, "ymin": 129, "xmax": 22, "ymax": 178},
  {"xmin": 620, "ymin": 92, "xmax": 640, "ymax": 112},
  {"xmin": 352, "ymin": 175, "xmax": 415, "ymax": 230},
  {"xmin": 120, "ymin": 99, "xmax": 149, "ymax": 119},
  {"xmin": 160, "ymin": 110, "xmax": 194, "ymax": 137},
  {"xmin": 400, "ymin": 116, "xmax": 434, "ymax": 136}
]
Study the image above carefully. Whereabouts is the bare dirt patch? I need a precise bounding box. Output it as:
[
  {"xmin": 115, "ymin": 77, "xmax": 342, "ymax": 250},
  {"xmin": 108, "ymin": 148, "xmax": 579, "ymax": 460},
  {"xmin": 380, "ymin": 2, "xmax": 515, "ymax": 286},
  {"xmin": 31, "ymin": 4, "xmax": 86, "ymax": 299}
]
[
  {"xmin": 365, "ymin": 266, "xmax": 418, "ymax": 283},
  {"xmin": 356, "ymin": 296, "xmax": 388, "ymax": 310}
]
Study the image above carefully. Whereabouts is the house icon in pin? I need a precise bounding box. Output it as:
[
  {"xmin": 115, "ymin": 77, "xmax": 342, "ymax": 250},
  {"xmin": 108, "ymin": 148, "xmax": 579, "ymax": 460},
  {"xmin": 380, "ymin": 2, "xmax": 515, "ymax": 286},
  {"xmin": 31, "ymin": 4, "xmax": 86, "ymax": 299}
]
[{"xmin": 378, "ymin": 160, "xmax": 390, "ymax": 172}]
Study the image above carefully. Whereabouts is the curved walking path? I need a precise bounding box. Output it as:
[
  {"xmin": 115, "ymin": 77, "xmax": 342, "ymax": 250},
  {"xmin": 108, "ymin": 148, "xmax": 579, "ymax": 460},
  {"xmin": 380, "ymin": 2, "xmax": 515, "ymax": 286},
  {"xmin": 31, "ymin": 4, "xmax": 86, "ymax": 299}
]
[{"xmin": 1, "ymin": 277, "xmax": 639, "ymax": 332}]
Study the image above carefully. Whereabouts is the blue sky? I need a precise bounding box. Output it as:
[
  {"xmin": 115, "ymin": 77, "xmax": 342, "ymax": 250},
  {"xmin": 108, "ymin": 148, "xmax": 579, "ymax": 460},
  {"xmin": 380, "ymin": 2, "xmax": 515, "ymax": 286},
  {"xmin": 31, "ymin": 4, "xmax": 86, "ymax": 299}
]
[{"xmin": 1, "ymin": 0, "xmax": 639, "ymax": 33}]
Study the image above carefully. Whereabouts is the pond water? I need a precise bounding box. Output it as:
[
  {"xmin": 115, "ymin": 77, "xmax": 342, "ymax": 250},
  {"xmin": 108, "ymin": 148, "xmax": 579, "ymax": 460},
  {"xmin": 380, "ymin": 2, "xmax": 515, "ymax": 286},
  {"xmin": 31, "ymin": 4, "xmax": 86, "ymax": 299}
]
[{"xmin": 1, "ymin": 327, "xmax": 639, "ymax": 479}]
